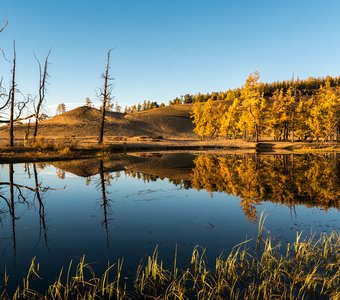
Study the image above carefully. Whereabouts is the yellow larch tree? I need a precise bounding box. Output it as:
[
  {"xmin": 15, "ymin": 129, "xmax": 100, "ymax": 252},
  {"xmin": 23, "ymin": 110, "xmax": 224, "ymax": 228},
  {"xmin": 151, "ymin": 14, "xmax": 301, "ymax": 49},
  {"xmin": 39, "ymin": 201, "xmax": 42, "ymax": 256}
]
[
  {"xmin": 270, "ymin": 87, "xmax": 296, "ymax": 140},
  {"xmin": 191, "ymin": 99, "xmax": 225, "ymax": 139},
  {"xmin": 307, "ymin": 81, "xmax": 340, "ymax": 141},
  {"xmin": 238, "ymin": 71, "xmax": 267, "ymax": 142},
  {"xmin": 219, "ymin": 98, "xmax": 242, "ymax": 139}
]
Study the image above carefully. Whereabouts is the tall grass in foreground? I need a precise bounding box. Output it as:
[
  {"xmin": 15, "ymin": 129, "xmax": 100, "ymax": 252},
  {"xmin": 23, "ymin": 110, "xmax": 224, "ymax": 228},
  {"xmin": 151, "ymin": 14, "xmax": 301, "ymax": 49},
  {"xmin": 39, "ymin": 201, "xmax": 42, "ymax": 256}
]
[{"xmin": 1, "ymin": 230, "xmax": 339, "ymax": 299}]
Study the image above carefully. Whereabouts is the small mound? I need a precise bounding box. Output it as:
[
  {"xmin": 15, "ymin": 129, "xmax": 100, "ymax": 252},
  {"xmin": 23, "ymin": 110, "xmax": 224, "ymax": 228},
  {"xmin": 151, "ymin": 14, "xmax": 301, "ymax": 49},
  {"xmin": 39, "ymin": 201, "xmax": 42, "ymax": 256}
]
[{"xmin": 44, "ymin": 106, "xmax": 125, "ymax": 125}]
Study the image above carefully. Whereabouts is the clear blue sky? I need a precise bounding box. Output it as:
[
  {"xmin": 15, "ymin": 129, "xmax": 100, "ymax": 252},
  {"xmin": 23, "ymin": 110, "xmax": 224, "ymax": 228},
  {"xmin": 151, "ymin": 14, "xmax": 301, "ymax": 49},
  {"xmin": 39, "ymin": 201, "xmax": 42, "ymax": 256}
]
[{"xmin": 1, "ymin": 0, "xmax": 340, "ymax": 114}]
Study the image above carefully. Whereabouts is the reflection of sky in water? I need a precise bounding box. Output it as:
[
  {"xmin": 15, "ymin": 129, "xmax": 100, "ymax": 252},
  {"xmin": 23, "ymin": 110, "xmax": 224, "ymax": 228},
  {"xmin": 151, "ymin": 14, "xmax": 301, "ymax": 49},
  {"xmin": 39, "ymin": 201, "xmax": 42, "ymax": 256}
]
[{"xmin": 0, "ymin": 161, "xmax": 339, "ymax": 291}]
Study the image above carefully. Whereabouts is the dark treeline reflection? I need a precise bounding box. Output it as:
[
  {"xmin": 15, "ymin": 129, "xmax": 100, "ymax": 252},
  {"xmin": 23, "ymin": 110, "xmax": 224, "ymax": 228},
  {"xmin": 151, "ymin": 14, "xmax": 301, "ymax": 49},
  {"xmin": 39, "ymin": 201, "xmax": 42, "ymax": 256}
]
[
  {"xmin": 125, "ymin": 153, "xmax": 339, "ymax": 223},
  {"xmin": 125, "ymin": 170, "xmax": 193, "ymax": 189}
]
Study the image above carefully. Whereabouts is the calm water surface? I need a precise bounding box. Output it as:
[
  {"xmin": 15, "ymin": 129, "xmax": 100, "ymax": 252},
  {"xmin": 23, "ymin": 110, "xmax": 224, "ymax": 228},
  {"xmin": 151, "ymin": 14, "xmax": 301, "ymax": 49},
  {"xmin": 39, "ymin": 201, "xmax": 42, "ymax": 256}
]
[{"xmin": 0, "ymin": 152, "xmax": 339, "ymax": 290}]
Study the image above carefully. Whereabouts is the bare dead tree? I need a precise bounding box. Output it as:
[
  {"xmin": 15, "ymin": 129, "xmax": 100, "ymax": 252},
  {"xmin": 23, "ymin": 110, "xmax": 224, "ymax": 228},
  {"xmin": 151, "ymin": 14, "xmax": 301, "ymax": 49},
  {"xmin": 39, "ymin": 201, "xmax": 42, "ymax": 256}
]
[
  {"xmin": 0, "ymin": 42, "xmax": 33, "ymax": 146},
  {"xmin": 9, "ymin": 41, "xmax": 16, "ymax": 147},
  {"xmin": 98, "ymin": 49, "xmax": 113, "ymax": 145},
  {"xmin": 33, "ymin": 50, "xmax": 51, "ymax": 141}
]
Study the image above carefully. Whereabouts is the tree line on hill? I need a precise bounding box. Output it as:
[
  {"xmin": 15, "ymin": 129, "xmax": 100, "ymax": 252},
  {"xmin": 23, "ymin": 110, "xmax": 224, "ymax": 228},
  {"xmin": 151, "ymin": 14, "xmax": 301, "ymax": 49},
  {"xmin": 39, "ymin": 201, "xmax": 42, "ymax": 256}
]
[
  {"xmin": 191, "ymin": 72, "xmax": 340, "ymax": 142},
  {"xmin": 125, "ymin": 71, "xmax": 339, "ymax": 142},
  {"xmin": 124, "ymin": 100, "xmax": 164, "ymax": 113},
  {"xmin": 125, "ymin": 74, "xmax": 340, "ymax": 113}
]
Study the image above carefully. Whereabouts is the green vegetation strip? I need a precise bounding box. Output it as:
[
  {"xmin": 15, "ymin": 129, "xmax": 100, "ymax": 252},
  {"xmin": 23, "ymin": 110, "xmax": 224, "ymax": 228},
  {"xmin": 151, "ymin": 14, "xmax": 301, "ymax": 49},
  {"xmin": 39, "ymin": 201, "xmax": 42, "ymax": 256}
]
[{"xmin": 1, "ymin": 229, "xmax": 339, "ymax": 299}]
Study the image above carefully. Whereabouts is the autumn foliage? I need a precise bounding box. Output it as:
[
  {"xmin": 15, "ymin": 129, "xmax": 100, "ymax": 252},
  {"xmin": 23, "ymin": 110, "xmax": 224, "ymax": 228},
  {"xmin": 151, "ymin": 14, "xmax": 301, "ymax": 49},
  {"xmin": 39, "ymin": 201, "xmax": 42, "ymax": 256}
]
[
  {"xmin": 191, "ymin": 153, "xmax": 340, "ymax": 223},
  {"xmin": 191, "ymin": 72, "xmax": 340, "ymax": 142}
]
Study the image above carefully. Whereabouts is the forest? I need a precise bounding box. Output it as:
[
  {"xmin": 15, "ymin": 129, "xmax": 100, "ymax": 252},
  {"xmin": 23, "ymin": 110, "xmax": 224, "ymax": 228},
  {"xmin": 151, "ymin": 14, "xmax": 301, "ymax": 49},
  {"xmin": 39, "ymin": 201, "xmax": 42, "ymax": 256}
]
[{"xmin": 191, "ymin": 72, "xmax": 340, "ymax": 142}]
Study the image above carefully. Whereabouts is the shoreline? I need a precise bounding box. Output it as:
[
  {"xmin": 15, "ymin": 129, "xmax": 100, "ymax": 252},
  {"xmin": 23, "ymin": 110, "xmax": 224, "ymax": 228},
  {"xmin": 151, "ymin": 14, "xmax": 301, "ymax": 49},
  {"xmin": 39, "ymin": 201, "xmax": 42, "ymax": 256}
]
[{"xmin": 0, "ymin": 139, "xmax": 339, "ymax": 163}]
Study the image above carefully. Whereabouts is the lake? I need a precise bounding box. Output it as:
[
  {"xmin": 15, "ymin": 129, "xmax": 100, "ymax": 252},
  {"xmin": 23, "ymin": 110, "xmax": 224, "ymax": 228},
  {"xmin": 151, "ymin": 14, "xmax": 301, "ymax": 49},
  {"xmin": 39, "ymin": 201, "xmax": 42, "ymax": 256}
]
[{"xmin": 0, "ymin": 151, "xmax": 339, "ymax": 292}]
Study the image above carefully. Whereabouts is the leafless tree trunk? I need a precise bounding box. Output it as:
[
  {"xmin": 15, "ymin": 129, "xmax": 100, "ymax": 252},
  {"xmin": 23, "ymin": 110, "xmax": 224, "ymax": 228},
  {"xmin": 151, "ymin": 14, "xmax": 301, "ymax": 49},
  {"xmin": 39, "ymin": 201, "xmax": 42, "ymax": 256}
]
[
  {"xmin": 33, "ymin": 50, "xmax": 51, "ymax": 141},
  {"xmin": 9, "ymin": 41, "xmax": 16, "ymax": 147},
  {"xmin": 98, "ymin": 49, "xmax": 113, "ymax": 145}
]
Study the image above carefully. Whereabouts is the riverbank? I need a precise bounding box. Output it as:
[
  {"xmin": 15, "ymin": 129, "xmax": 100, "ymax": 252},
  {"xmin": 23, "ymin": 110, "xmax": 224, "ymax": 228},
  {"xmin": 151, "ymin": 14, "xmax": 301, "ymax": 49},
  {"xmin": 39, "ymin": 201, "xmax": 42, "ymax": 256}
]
[{"xmin": 0, "ymin": 137, "xmax": 339, "ymax": 163}]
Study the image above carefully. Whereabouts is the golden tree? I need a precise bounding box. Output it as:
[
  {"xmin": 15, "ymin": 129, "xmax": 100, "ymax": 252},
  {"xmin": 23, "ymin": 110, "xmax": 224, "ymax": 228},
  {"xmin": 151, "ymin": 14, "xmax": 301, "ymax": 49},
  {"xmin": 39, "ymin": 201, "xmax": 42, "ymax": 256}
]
[
  {"xmin": 191, "ymin": 99, "xmax": 225, "ymax": 139},
  {"xmin": 219, "ymin": 98, "xmax": 242, "ymax": 139},
  {"xmin": 238, "ymin": 72, "xmax": 267, "ymax": 142},
  {"xmin": 270, "ymin": 87, "xmax": 296, "ymax": 140},
  {"xmin": 307, "ymin": 81, "xmax": 340, "ymax": 141}
]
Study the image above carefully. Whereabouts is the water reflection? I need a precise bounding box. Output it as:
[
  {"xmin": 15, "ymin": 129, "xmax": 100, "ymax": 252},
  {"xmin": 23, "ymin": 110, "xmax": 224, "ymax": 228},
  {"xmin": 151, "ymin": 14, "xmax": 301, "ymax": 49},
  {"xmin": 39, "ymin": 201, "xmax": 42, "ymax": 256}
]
[
  {"xmin": 0, "ymin": 152, "xmax": 338, "ymax": 291},
  {"xmin": 0, "ymin": 163, "xmax": 53, "ymax": 266},
  {"xmin": 33, "ymin": 163, "xmax": 49, "ymax": 249},
  {"xmin": 98, "ymin": 159, "xmax": 112, "ymax": 248},
  {"xmin": 1, "ymin": 153, "xmax": 339, "ymax": 237},
  {"xmin": 50, "ymin": 152, "xmax": 340, "ymax": 221},
  {"xmin": 191, "ymin": 153, "xmax": 340, "ymax": 222}
]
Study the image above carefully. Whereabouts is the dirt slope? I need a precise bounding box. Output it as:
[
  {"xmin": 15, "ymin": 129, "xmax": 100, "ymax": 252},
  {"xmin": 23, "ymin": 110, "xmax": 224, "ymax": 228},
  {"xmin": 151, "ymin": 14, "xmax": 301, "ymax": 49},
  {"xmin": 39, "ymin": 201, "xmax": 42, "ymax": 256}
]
[{"xmin": 0, "ymin": 105, "xmax": 196, "ymax": 141}]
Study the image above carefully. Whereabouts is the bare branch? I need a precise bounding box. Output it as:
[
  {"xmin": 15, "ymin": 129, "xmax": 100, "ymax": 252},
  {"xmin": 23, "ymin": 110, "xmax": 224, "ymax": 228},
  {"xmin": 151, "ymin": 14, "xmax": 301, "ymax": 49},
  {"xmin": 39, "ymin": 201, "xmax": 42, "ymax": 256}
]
[
  {"xmin": 0, "ymin": 20, "xmax": 8, "ymax": 33},
  {"xmin": 0, "ymin": 182, "xmax": 38, "ymax": 192},
  {"xmin": 0, "ymin": 48, "xmax": 11, "ymax": 63}
]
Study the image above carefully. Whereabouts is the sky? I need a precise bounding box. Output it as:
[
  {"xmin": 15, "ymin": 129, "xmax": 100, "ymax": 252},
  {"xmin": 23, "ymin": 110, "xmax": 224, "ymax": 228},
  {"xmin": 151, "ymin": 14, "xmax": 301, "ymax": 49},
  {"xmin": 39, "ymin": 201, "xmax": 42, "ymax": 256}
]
[{"xmin": 0, "ymin": 0, "xmax": 340, "ymax": 114}]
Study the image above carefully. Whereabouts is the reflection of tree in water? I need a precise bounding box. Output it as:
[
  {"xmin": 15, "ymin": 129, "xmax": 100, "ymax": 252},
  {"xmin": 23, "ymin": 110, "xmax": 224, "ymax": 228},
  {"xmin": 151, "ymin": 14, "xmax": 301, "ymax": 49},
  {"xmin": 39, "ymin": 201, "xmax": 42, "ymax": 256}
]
[
  {"xmin": 96, "ymin": 160, "xmax": 113, "ymax": 248},
  {"xmin": 0, "ymin": 163, "xmax": 51, "ymax": 266},
  {"xmin": 85, "ymin": 176, "xmax": 92, "ymax": 186},
  {"xmin": 56, "ymin": 168, "xmax": 65, "ymax": 180},
  {"xmin": 191, "ymin": 153, "xmax": 340, "ymax": 223},
  {"xmin": 33, "ymin": 164, "xmax": 49, "ymax": 249},
  {"xmin": 125, "ymin": 170, "xmax": 192, "ymax": 189},
  {"xmin": 125, "ymin": 171, "xmax": 159, "ymax": 183}
]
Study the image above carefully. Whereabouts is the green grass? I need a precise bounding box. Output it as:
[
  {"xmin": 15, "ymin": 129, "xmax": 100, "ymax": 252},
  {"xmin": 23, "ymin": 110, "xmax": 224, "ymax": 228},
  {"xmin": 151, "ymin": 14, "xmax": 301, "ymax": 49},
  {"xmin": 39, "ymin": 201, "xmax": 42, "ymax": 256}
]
[{"xmin": 1, "ymin": 229, "xmax": 339, "ymax": 299}]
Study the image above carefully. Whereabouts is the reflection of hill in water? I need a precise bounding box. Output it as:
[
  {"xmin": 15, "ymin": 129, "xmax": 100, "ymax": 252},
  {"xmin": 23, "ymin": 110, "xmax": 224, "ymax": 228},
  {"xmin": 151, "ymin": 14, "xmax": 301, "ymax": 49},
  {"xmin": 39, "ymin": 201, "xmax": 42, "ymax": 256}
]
[
  {"xmin": 52, "ymin": 152, "xmax": 340, "ymax": 222},
  {"xmin": 51, "ymin": 153, "xmax": 195, "ymax": 179}
]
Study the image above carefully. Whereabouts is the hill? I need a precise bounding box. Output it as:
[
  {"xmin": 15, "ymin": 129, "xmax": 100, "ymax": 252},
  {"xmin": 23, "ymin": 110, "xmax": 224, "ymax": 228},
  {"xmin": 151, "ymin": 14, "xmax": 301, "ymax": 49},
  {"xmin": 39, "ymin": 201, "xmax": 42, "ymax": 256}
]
[{"xmin": 0, "ymin": 105, "xmax": 196, "ymax": 143}]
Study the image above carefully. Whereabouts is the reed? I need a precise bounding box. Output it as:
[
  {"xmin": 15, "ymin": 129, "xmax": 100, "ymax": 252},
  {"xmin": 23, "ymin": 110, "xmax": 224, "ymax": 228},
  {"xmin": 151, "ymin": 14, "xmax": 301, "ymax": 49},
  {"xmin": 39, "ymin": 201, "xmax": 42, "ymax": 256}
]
[{"xmin": 1, "ymin": 230, "xmax": 339, "ymax": 299}]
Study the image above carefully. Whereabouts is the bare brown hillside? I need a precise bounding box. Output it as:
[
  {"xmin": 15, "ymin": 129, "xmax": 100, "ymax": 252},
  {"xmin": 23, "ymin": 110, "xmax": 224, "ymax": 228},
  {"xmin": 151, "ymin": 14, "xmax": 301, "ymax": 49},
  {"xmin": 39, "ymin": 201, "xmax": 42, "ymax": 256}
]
[{"xmin": 0, "ymin": 105, "xmax": 196, "ymax": 142}]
